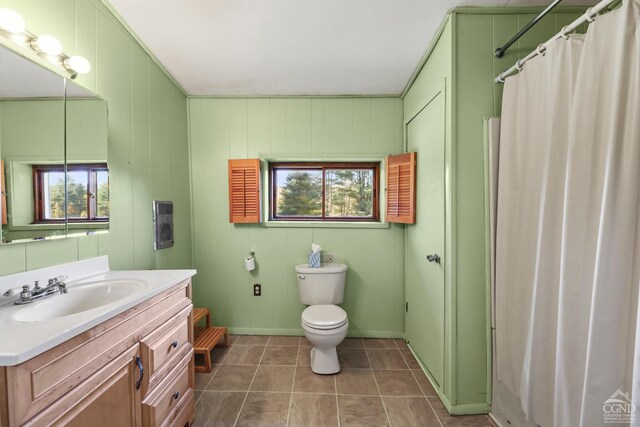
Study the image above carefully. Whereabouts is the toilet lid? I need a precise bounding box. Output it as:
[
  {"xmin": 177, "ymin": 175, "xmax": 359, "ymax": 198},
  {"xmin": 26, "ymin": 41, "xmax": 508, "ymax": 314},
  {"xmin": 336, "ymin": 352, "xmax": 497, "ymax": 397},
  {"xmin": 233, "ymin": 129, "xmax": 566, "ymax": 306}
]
[{"xmin": 302, "ymin": 305, "xmax": 347, "ymax": 329}]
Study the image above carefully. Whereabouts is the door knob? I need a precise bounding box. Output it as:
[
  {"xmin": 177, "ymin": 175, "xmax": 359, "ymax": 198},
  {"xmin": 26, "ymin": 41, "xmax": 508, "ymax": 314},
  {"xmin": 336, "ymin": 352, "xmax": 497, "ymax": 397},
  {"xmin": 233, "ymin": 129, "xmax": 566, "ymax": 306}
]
[{"xmin": 426, "ymin": 254, "xmax": 441, "ymax": 264}]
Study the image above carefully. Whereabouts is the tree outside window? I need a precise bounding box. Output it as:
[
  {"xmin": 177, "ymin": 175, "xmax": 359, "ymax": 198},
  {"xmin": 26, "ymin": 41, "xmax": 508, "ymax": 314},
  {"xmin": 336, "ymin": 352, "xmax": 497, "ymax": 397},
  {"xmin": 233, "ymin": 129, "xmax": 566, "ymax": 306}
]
[
  {"xmin": 270, "ymin": 162, "xmax": 379, "ymax": 221},
  {"xmin": 33, "ymin": 164, "xmax": 109, "ymax": 223}
]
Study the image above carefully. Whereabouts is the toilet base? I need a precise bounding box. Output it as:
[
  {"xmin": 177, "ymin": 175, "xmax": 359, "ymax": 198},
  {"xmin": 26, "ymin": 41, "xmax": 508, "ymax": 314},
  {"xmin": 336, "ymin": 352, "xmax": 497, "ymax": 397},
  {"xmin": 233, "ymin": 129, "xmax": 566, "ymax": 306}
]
[{"xmin": 310, "ymin": 346, "xmax": 340, "ymax": 374}]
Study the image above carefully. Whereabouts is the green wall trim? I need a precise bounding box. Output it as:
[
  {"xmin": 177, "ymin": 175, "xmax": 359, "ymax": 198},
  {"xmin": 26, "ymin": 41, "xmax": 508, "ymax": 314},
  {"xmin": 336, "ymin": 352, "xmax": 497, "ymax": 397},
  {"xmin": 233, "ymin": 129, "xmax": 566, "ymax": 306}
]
[
  {"xmin": 451, "ymin": 5, "xmax": 591, "ymax": 14},
  {"xmin": 188, "ymin": 95, "xmax": 402, "ymax": 99},
  {"xmin": 261, "ymin": 153, "xmax": 389, "ymax": 161},
  {"xmin": 187, "ymin": 95, "xmax": 196, "ymax": 269},
  {"xmin": 449, "ymin": 403, "xmax": 492, "ymax": 416},
  {"xmin": 448, "ymin": 11, "xmax": 459, "ymax": 406},
  {"xmin": 482, "ymin": 117, "xmax": 494, "ymax": 405},
  {"xmin": 407, "ymin": 342, "xmax": 489, "ymax": 415},
  {"xmin": 261, "ymin": 222, "xmax": 390, "ymax": 229},
  {"xmin": 228, "ymin": 328, "xmax": 405, "ymax": 339},
  {"xmin": 100, "ymin": 0, "xmax": 187, "ymax": 96}
]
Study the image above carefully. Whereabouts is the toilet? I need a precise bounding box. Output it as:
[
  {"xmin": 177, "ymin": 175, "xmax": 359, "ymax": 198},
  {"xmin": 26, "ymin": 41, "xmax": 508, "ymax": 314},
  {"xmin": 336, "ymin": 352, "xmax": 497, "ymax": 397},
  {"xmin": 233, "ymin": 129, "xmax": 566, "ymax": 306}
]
[{"xmin": 295, "ymin": 263, "xmax": 348, "ymax": 374}]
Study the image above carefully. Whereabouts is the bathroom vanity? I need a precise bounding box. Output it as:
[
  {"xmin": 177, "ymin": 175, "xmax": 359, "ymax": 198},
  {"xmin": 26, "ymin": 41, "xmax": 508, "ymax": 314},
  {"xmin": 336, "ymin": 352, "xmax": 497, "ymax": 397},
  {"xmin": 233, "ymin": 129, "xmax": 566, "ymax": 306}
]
[{"xmin": 0, "ymin": 257, "xmax": 196, "ymax": 427}]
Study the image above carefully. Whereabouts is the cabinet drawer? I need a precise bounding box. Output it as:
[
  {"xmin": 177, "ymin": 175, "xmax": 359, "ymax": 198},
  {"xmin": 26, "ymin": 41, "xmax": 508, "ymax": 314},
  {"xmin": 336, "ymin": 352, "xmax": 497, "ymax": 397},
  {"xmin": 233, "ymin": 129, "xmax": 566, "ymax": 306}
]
[
  {"xmin": 161, "ymin": 388, "xmax": 194, "ymax": 427},
  {"xmin": 140, "ymin": 306, "xmax": 191, "ymax": 396},
  {"xmin": 143, "ymin": 349, "xmax": 193, "ymax": 427}
]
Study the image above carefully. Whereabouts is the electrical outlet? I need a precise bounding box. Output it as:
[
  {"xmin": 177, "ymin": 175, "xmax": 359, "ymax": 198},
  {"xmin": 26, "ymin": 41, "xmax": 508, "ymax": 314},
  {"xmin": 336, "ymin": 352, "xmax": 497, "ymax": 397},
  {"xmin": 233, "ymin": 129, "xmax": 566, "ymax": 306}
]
[
  {"xmin": 253, "ymin": 284, "xmax": 261, "ymax": 296},
  {"xmin": 323, "ymin": 253, "xmax": 335, "ymax": 263}
]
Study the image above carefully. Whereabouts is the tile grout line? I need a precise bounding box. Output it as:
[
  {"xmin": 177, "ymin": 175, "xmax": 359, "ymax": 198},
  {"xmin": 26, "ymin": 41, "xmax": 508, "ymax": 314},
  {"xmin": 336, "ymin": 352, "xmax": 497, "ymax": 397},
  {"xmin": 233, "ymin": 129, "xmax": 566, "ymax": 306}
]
[
  {"xmin": 284, "ymin": 340, "xmax": 300, "ymax": 427},
  {"xmin": 402, "ymin": 348, "xmax": 445, "ymax": 427},
  {"xmin": 196, "ymin": 389, "xmax": 428, "ymax": 398},
  {"xmin": 334, "ymin": 373, "xmax": 341, "ymax": 427},
  {"xmin": 232, "ymin": 336, "xmax": 270, "ymax": 427},
  {"xmin": 364, "ymin": 347, "xmax": 393, "ymax": 426},
  {"xmin": 216, "ymin": 364, "xmax": 417, "ymax": 370},
  {"xmin": 195, "ymin": 340, "xmax": 236, "ymax": 405},
  {"xmin": 424, "ymin": 397, "xmax": 445, "ymax": 427}
]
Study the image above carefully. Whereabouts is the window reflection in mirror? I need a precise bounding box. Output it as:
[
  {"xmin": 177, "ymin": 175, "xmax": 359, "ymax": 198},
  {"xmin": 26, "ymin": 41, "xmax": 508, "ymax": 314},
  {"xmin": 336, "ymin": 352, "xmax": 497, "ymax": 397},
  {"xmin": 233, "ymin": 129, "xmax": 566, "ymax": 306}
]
[{"xmin": 33, "ymin": 164, "xmax": 109, "ymax": 223}]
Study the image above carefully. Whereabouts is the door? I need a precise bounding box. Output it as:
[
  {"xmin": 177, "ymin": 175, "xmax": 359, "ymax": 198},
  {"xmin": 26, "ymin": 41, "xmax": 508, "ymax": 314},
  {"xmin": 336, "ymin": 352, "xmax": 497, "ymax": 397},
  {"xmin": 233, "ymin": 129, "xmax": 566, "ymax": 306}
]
[
  {"xmin": 53, "ymin": 345, "xmax": 142, "ymax": 427},
  {"xmin": 405, "ymin": 91, "xmax": 446, "ymax": 387}
]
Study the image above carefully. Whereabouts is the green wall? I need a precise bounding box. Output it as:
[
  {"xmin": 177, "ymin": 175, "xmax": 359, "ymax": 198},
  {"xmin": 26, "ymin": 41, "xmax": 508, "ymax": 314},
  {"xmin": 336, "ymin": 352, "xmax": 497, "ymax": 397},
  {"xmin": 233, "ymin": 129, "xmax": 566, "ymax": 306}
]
[
  {"xmin": 188, "ymin": 97, "xmax": 405, "ymax": 336},
  {"xmin": 0, "ymin": 0, "xmax": 192, "ymax": 274},
  {"xmin": 452, "ymin": 7, "xmax": 586, "ymax": 406}
]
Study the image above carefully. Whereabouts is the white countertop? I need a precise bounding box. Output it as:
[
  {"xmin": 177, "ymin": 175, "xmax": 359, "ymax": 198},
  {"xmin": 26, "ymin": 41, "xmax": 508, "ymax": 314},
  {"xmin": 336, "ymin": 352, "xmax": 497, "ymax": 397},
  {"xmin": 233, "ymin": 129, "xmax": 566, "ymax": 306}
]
[{"xmin": 0, "ymin": 256, "xmax": 196, "ymax": 366}]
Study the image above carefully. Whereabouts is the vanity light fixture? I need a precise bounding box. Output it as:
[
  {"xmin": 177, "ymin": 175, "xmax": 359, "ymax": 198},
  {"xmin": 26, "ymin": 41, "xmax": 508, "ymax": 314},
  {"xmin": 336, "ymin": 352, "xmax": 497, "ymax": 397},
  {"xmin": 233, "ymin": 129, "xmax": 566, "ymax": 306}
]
[
  {"xmin": 30, "ymin": 34, "xmax": 63, "ymax": 56},
  {"xmin": 63, "ymin": 55, "xmax": 91, "ymax": 74},
  {"xmin": 0, "ymin": 8, "xmax": 91, "ymax": 76},
  {"xmin": 0, "ymin": 8, "xmax": 26, "ymax": 34}
]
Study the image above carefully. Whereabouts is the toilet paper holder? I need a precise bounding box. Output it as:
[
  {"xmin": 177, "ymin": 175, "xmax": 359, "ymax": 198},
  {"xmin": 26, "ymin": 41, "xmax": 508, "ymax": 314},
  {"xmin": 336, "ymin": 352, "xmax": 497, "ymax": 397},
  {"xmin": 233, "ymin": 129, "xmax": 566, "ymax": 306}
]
[{"xmin": 245, "ymin": 251, "xmax": 256, "ymax": 272}]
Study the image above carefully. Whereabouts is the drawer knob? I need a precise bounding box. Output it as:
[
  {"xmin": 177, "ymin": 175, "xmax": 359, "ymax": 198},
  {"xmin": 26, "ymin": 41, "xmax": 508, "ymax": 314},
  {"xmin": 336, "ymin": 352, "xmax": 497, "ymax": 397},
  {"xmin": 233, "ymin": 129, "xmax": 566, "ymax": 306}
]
[
  {"xmin": 171, "ymin": 340, "xmax": 178, "ymax": 348},
  {"xmin": 173, "ymin": 391, "xmax": 180, "ymax": 400}
]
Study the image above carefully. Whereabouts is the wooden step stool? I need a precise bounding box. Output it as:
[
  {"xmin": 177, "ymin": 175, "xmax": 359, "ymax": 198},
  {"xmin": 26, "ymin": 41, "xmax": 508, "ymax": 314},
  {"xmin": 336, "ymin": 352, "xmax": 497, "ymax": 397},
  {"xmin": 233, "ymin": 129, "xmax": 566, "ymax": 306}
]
[{"xmin": 192, "ymin": 308, "xmax": 229, "ymax": 373}]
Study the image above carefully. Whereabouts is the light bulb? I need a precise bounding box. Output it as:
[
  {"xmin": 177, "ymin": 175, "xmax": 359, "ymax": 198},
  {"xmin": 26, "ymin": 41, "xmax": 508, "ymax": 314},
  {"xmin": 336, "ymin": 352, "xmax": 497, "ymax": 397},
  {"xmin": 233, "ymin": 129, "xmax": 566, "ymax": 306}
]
[
  {"xmin": 0, "ymin": 8, "xmax": 26, "ymax": 33},
  {"xmin": 64, "ymin": 55, "xmax": 91, "ymax": 74},
  {"xmin": 31, "ymin": 34, "xmax": 63, "ymax": 56}
]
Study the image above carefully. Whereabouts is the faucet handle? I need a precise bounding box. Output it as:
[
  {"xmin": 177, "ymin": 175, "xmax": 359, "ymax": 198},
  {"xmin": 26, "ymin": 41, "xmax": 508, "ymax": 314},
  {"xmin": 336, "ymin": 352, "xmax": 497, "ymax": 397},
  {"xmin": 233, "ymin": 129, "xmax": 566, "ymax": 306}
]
[
  {"xmin": 20, "ymin": 285, "xmax": 31, "ymax": 301},
  {"xmin": 48, "ymin": 275, "xmax": 67, "ymax": 285}
]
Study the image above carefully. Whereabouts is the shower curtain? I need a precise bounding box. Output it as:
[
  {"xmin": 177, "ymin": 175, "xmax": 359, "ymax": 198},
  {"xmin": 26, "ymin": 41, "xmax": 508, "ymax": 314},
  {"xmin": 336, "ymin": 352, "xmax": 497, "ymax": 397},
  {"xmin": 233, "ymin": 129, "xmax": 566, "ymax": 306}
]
[{"xmin": 495, "ymin": 1, "xmax": 640, "ymax": 426}]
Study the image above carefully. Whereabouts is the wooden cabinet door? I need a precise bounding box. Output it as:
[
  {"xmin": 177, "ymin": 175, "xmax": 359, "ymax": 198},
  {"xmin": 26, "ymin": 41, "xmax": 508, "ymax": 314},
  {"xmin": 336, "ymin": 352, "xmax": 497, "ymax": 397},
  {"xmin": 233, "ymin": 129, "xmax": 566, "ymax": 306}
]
[
  {"xmin": 29, "ymin": 345, "xmax": 143, "ymax": 427},
  {"xmin": 405, "ymin": 90, "xmax": 446, "ymax": 388}
]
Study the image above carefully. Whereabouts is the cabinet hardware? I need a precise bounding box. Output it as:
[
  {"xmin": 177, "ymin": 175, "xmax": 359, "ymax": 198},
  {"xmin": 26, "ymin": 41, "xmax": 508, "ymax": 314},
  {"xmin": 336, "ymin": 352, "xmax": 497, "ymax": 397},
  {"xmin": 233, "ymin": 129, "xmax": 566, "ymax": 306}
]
[
  {"xmin": 135, "ymin": 356, "xmax": 144, "ymax": 390},
  {"xmin": 171, "ymin": 340, "xmax": 178, "ymax": 348}
]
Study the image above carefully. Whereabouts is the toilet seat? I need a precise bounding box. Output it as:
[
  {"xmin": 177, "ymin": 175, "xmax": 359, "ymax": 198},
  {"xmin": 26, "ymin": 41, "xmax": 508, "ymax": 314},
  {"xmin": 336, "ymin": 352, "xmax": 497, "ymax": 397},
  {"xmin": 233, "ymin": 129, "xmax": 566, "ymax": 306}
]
[{"xmin": 302, "ymin": 305, "xmax": 347, "ymax": 330}]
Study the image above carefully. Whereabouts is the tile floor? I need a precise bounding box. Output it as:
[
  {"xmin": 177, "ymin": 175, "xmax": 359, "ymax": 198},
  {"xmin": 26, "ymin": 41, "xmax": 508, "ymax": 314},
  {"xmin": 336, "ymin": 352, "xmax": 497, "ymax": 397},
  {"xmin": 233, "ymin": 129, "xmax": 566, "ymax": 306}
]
[{"xmin": 193, "ymin": 336, "xmax": 496, "ymax": 427}]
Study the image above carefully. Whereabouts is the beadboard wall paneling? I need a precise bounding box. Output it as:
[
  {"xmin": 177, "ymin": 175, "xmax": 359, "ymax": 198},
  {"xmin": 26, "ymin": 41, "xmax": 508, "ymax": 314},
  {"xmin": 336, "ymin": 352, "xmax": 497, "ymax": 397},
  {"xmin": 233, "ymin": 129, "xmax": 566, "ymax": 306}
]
[{"xmin": 189, "ymin": 97, "xmax": 405, "ymax": 337}]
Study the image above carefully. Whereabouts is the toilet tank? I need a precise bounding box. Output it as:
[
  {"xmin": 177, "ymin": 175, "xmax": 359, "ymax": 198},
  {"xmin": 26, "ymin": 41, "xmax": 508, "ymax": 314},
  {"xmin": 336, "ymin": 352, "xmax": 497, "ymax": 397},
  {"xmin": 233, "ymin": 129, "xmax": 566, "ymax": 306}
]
[{"xmin": 295, "ymin": 263, "xmax": 348, "ymax": 305}]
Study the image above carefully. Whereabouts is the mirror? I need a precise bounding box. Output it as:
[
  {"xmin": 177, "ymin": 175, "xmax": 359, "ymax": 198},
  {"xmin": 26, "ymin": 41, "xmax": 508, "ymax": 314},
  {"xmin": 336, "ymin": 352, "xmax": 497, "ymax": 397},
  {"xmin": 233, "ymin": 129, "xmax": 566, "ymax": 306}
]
[
  {"xmin": 0, "ymin": 44, "xmax": 109, "ymax": 244},
  {"xmin": 64, "ymin": 79, "xmax": 109, "ymax": 239}
]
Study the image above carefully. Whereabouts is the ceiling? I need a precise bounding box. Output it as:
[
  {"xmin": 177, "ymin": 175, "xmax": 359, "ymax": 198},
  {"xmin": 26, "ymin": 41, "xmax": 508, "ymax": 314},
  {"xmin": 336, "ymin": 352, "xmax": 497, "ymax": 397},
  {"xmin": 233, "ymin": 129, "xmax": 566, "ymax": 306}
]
[{"xmin": 108, "ymin": 0, "xmax": 596, "ymax": 96}]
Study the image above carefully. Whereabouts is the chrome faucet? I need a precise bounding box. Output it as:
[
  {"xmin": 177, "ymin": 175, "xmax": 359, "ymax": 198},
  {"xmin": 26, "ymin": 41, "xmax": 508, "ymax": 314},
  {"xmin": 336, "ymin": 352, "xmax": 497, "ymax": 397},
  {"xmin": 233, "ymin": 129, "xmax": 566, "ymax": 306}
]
[{"xmin": 5, "ymin": 275, "xmax": 68, "ymax": 305}]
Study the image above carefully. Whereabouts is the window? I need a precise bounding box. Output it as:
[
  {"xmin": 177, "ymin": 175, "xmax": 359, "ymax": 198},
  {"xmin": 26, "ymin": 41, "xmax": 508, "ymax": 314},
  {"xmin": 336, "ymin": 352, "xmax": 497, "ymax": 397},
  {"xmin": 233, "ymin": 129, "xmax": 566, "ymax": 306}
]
[
  {"xmin": 33, "ymin": 164, "xmax": 109, "ymax": 222},
  {"xmin": 269, "ymin": 162, "xmax": 379, "ymax": 221}
]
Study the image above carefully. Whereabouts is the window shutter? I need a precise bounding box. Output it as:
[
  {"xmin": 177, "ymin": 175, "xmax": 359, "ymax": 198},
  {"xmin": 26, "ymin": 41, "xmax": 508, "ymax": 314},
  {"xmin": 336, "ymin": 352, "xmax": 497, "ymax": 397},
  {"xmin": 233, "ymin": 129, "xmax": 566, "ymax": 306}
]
[
  {"xmin": 228, "ymin": 159, "xmax": 261, "ymax": 223},
  {"xmin": 1, "ymin": 160, "xmax": 6, "ymax": 225},
  {"xmin": 386, "ymin": 152, "xmax": 416, "ymax": 224}
]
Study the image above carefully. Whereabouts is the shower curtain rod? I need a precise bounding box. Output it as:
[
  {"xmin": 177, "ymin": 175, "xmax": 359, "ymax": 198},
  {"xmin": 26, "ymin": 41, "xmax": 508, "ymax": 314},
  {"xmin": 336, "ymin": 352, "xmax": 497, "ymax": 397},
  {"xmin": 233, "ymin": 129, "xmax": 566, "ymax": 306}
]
[
  {"xmin": 495, "ymin": 0, "xmax": 617, "ymax": 83},
  {"xmin": 494, "ymin": 0, "xmax": 563, "ymax": 58}
]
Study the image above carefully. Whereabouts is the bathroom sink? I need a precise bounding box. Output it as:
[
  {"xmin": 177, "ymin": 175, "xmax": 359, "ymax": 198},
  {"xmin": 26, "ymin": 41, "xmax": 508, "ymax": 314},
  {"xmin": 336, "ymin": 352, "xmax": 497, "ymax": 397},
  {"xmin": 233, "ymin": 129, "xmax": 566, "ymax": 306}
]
[{"xmin": 12, "ymin": 279, "xmax": 146, "ymax": 322}]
